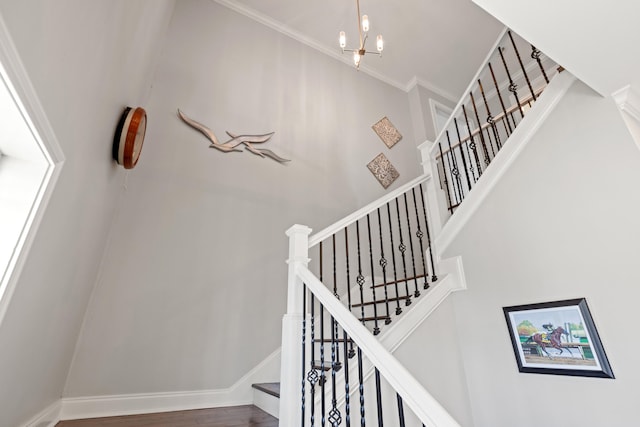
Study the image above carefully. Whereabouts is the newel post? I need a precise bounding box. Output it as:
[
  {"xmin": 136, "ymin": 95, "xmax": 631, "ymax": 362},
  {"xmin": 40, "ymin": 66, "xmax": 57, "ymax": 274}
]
[
  {"xmin": 418, "ymin": 139, "xmax": 446, "ymax": 238},
  {"xmin": 280, "ymin": 224, "xmax": 312, "ymax": 426}
]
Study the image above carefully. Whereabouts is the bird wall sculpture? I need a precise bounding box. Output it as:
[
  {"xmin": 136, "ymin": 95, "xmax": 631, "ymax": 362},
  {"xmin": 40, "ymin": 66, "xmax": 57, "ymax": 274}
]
[{"xmin": 177, "ymin": 109, "xmax": 290, "ymax": 163}]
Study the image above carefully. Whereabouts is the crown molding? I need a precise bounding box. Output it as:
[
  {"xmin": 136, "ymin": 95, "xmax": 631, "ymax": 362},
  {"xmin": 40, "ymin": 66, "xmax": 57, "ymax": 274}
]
[{"xmin": 405, "ymin": 76, "xmax": 458, "ymax": 103}]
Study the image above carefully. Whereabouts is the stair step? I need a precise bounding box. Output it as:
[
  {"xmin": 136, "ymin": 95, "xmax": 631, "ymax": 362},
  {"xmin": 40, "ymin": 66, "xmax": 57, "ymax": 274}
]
[
  {"xmin": 370, "ymin": 273, "xmax": 428, "ymax": 289},
  {"xmin": 311, "ymin": 361, "xmax": 342, "ymax": 372},
  {"xmin": 351, "ymin": 295, "xmax": 411, "ymax": 308},
  {"xmin": 252, "ymin": 382, "xmax": 280, "ymax": 398},
  {"xmin": 360, "ymin": 315, "xmax": 391, "ymax": 322},
  {"xmin": 313, "ymin": 338, "xmax": 353, "ymax": 343}
]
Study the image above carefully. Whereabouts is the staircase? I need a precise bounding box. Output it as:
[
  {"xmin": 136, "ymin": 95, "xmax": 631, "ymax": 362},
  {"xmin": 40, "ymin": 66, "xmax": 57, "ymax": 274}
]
[{"xmin": 274, "ymin": 27, "xmax": 571, "ymax": 426}]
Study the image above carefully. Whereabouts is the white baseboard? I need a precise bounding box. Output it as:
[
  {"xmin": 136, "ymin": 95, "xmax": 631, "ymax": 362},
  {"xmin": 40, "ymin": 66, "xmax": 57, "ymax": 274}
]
[
  {"xmin": 19, "ymin": 400, "xmax": 61, "ymax": 427},
  {"xmin": 59, "ymin": 348, "xmax": 281, "ymax": 421}
]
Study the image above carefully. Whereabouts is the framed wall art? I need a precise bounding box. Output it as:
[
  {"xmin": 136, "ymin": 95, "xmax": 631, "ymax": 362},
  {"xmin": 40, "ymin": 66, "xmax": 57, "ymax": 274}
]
[{"xmin": 503, "ymin": 298, "xmax": 614, "ymax": 378}]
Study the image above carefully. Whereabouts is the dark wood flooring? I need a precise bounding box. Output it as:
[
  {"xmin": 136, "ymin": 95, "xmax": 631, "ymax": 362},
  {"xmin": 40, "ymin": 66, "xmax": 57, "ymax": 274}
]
[{"xmin": 55, "ymin": 405, "xmax": 278, "ymax": 427}]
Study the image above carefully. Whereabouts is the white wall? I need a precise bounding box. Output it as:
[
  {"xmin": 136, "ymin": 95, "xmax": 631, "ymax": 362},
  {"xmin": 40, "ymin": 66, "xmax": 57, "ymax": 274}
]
[
  {"xmin": 0, "ymin": 1, "xmax": 174, "ymax": 426},
  {"xmin": 445, "ymin": 80, "xmax": 640, "ymax": 426},
  {"xmin": 64, "ymin": 0, "xmax": 422, "ymax": 397}
]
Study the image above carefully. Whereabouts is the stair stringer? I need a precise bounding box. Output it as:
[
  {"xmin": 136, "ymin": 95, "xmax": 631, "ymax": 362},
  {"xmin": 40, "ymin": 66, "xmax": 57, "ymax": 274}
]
[{"xmin": 314, "ymin": 256, "xmax": 466, "ymax": 420}]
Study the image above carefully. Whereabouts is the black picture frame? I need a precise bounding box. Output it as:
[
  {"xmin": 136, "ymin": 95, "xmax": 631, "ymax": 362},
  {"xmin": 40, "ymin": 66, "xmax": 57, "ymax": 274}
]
[{"xmin": 503, "ymin": 298, "xmax": 614, "ymax": 378}]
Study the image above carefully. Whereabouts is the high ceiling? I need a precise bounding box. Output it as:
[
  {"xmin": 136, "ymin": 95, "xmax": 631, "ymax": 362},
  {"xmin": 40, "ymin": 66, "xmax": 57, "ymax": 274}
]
[{"xmin": 214, "ymin": 0, "xmax": 504, "ymax": 101}]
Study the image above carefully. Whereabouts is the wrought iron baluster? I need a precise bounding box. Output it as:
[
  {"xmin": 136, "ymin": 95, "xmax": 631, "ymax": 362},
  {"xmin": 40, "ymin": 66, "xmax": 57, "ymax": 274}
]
[
  {"xmin": 403, "ymin": 193, "xmax": 420, "ymax": 298},
  {"xmin": 498, "ymin": 46, "xmax": 524, "ymax": 119},
  {"xmin": 366, "ymin": 214, "xmax": 381, "ymax": 335},
  {"xmin": 419, "ymin": 183, "xmax": 437, "ymax": 282},
  {"xmin": 376, "ymin": 207, "xmax": 391, "ymax": 324},
  {"xmin": 462, "ymin": 104, "xmax": 483, "ymax": 178},
  {"xmin": 394, "ymin": 198, "xmax": 411, "ymax": 306},
  {"xmin": 438, "ymin": 142, "xmax": 454, "ymax": 213},
  {"xmin": 386, "ymin": 202, "xmax": 402, "ymax": 315},
  {"xmin": 453, "ymin": 117, "xmax": 475, "ymax": 189},
  {"xmin": 308, "ymin": 292, "xmax": 318, "ymax": 427},
  {"xmin": 342, "ymin": 327, "xmax": 352, "ymax": 427},
  {"xmin": 355, "ymin": 220, "xmax": 366, "ymax": 322},
  {"xmin": 374, "ymin": 368, "xmax": 384, "ymax": 427},
  {"xmin": 332, "ymin": 234, "xmax": 338, "ymax": 298},
  {"xmin": 302, "ymin": 287, "xmax": 307, "ymax": 426},
  {"xmin": 344, "ymin": 228, "xmax": 355, "ymax": 358},
  {"xmin": 508, "ymin": 30, "xmax": 536, "ymax": 101},
  {"xmin": 478, "ymin": 78, "xmax": 502, "ymax": 151},
  {"xmin": 329, "ymin": 314, "xmax": 341, "ymax": 427},
  {"xmin": 531, "ymin": 44, "xmax": 549, "ymax": 84},
  {"xmin": 320, "ymin": 300, "xmax": 326, "ymax": 427},
  {"xmin": 396, "ymin": 393, "xmax": 406, "ymax": 427},
  {"xmin": 469, "ymin": 92, "xmax": 493, "ymax": 163},
  {"xmin": 357, "ymin": 348, "xmax": 365, "ymax": 427},
  {"xmin": 411, "ymin": 187, "xmax": 430, "ymax": 290},
  {"xmin": 488, "ymin": 61, "xmax": 514, "ymax": 134},
  {"xmin": 445, "ymin": 131, "xmax": 464, "ymax": 204}
]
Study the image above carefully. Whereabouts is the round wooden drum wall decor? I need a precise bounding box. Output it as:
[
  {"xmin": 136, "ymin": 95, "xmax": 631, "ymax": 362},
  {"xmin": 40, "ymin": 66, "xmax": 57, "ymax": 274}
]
[{"xmin": 113, "ymin": 106, "xmax": 147, "ymax": 169}]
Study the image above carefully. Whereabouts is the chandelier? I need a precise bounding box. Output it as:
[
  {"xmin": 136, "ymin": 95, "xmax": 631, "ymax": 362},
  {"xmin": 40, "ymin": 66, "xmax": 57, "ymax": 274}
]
[{"xmin": 339, "ymin": 0, "xmax": 383, "ymax": 69}]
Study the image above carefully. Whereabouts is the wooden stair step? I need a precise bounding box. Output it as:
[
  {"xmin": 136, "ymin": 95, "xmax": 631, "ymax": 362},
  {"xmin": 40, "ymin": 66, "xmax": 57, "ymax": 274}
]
[
  {"xmin": 370, "ymin": 274, "xmax": 428, "ymax": 288},
  {"xmin": 252, "ymin": 382, "xmax": 280, "ymax": 398},
  {"xmin": 360, "ymin": 315, "xmax": 391, "ymax": 322},
  {"xmin": 351, "ymin": 295, "xmax": 411, "ymax": 308}
]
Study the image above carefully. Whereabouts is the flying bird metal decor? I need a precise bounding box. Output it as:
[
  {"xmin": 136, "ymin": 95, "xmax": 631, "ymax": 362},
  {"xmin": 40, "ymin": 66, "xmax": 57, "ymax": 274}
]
[{"xmin": 177, "ymin": 109, "xmax": 290, "ymax": 163}]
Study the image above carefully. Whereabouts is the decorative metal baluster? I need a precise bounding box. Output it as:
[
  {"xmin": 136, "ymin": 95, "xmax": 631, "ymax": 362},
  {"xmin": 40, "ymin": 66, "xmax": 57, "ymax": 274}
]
[
  {"xmin": 355, "ymin": 220, "xmax": 366, "ymax": 322},
  {"xmin": 342, "ymin": 327, "xmax": 351, "ymax": 427},
  {"xmin": 403, "ymin": 193, "xmax": 420, "ymax": 298},
  {"xmin": 329, "ymin": 313, "xmax": 341, "ymax": 427},
  {"xmin": 357, "ymin": 348, "xmax": 366, "ymax": 427},
  {"xmin": 531, "ymin": 44, "xmax": 549, "ymax": 84},
  {"xmin": 488, "ymin": 61, "xmax": 514, "ymax": 134},
  {"xmin": 386, "ymin": 202, "xmax": 402, "ymax": 315},
  {"xmin": 308, "ymin": 292, "xmax": 318, "ymax": 427},
  {"xmin": 453, "ymin": 117, "xmax": 474, "ymax": 189},
  {"xmin": 462, "ymin": 104, "xmax": 483, "ymax": 178},
  {"xmin": 320, "ymin": 300, "xmax": 326, "ymax": 427},
  {"xmin": 469, "ymin": 92, "xmax": 493, "ymax": 163},
  {"xmin": 419, "ymin": 183, "xmax": 437, "ymax": 282},
  {"xmin": 376, "ymin": 207, "xmax": 391, "ymax": 324},
  {"xmin": 366, "ymin": 214, "xmax": 381, "ymax": 335},
  {"xmin": 498, "ymin": 46, "xmax": 524, "ymax": 119},
  {"xmin": 478, "ymin": 78, "xmax": 502, "ymax": 151},
  {"xmin": 445, "ymin": 131, "xmax": 464, "ymax": 204},
  {"xmin": 395, "ymin": 198, "xmax": 411, "ymax": 306},
  {"xmin": 302, "ymin": 288, "xmax": 307, "ymax": 426},
  {"xmin": 438, "ymin": 142, "xmax": 454, "ymax": 213},
  {"xmin": 374, "ymin": 368, "xmax": 384, "ymax": 427},
  {"xmin": 344, "ymin": 228, "xmax": 355, "ymax": 358},
  {"xmin": 508, "ymin": 30, "xmax": 536, "ymax": 101},
  {"xmin": 332, "ymin": 234, "xmax": 338, "ymax": 299},
  {"xmin": 411, "ymin": 188, "xmax": 430, "ymax": 290},
  {"xmin": 396, "ymin": 394, "xmax": 406, "ymax": 427}
]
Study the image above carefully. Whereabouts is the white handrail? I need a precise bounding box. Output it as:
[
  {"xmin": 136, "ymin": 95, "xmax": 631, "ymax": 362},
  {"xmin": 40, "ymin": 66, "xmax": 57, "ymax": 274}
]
[
  {"xmin": 297, "ymin": 264, "xmax": 461, "ymax": 427},
  {"xmin": 309, "ymin": 174, "xmax": 431, "ymax": 248}
]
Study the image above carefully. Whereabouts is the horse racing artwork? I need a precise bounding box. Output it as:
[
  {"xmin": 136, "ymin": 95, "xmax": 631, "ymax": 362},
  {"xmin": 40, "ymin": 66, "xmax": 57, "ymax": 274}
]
[{"xmin": 503, "ymin": 298, "xmax": 614, "ymax": 378}]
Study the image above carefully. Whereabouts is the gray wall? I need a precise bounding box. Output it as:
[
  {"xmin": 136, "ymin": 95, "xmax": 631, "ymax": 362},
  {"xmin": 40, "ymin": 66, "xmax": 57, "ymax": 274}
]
[
  {"xmin": 0, "ymin": 1, "xmax": 174, "ymax": 426},
  {"xmin": 64, "ymin": 0, "xmax": 422, "ymax": 397},
  {"xmin": 445, "ymin": 80, "xmax": 640, "ymax": 426}
]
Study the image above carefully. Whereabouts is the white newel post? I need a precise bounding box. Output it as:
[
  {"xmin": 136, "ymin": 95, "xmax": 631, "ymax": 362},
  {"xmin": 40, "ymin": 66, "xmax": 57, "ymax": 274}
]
[
  {"xmin": 280, "ymin": 224, "xmax": 312, "ymax": 427},
  {"xmin": 418, "ymin": 139, "xmax": 446, "ymax": 238}
]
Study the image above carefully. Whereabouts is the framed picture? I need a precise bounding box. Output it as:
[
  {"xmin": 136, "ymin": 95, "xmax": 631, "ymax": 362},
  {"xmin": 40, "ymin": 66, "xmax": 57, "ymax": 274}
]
[{"xmin": 503, "ymin": 298, "xmax": 614, "ymax": 378}]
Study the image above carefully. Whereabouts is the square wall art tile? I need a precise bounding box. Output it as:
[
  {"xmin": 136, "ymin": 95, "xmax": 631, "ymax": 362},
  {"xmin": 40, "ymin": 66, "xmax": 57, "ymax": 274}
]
[
  {"xmin": 372, "ymin": 116, "xmax": 402, "ymax": 149},
  {"xmin": 367, "ymin": 153, "xmax": 399, "ymax": 189}
]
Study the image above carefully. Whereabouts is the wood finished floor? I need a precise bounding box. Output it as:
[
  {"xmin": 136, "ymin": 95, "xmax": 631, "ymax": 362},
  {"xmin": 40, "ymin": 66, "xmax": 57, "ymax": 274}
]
[{"xmin": 55, "ymin": 405, "xmax": 278, "ymax": 427}]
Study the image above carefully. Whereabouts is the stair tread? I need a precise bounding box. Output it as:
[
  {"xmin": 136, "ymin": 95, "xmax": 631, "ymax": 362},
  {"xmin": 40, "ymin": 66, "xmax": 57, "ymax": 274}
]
[
  {"xmin": 351, "ymin": 295, "xmax": 411, "ymax": 307},
  {"xmin": 252, "ymin": 382, "xmax": 280, "ymax": 398},
  {"xmin": 370, "ymin": 273, "xmax": 428, "ymax": 289}
]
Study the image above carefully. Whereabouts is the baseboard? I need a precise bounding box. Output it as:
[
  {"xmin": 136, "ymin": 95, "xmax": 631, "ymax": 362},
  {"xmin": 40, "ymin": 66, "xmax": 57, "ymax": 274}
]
[
  {"xmin": 19, "ymin": 400, "xmax": 61, "ymax": 427},
  {"xmin": 60, "ymin": 348, "xmax": 281, "ymax": 421}
]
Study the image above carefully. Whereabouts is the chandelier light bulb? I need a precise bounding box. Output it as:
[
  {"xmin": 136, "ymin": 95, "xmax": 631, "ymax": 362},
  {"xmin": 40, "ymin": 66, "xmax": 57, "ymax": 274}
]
[
  {"xmin": 339, "ymin": 31, "xmax": 346, "ymax": 49},
  {"xmin": 377, "ymin": 34, "xmax": 384, "ymax": 52},
  {"xmin": 353, "ymin": 51, "xmax": 361, "ymax": 67},
  {"xmin": 361, "ymin": 15, "xmax": 369, "ymax": 32}
]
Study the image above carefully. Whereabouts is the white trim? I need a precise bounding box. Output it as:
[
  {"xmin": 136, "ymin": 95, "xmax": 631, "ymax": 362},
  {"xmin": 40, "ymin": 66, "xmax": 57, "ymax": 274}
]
[
  {"xmin": 297, "ymin": 264, "xmax": 461, "ymax": 427},
  {"xmin": 406, "ymin": 76, "xmax": 458, "ymax": 104},
  {"xmin": 309, "ymin": 174, "xmax": 431, "ymax": 247},
  {"xmin": 19, "ymin": 400, "xmax": 61, "ymax": 427},
  {"xmin": 60, "ymin": 348, "xmax": 281, "ymax": 421},
  {"xmin": 612, "ymin": 84, "xmax": 640, "ymax": 123},
  {"xmin": 429, "ymin": 98, "xmax": 454, "ymax": 136},
  {"xmin": 0, "ymin": 9, "xmax": 64, "ymax": 325},
  {"xmin": 435, "ymin": 71, "xmax": 577, "ymax": 255}
]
